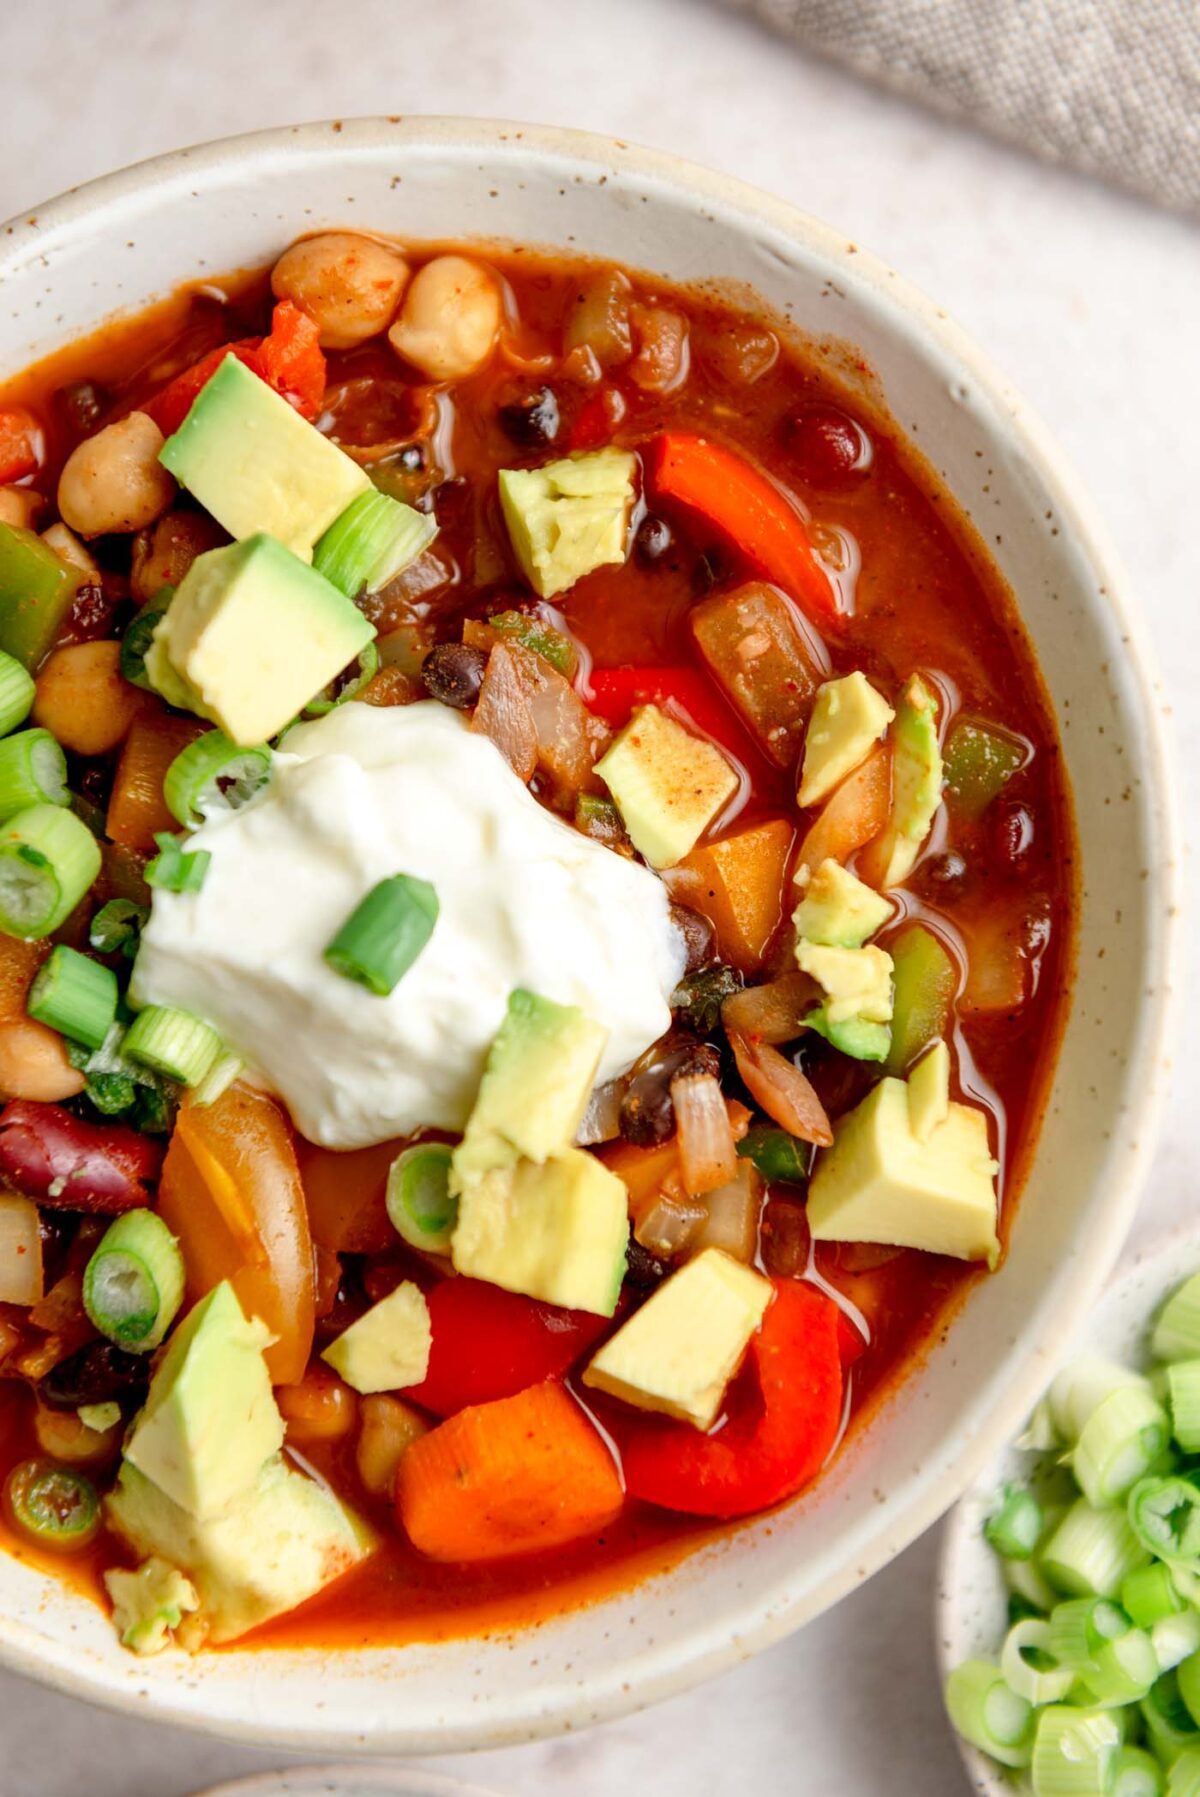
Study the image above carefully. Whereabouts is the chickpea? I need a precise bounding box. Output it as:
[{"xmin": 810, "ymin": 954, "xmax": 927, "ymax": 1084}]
[
  {"xmin": 130, "ymin": 508, "xmax": 225, "ymax": 605},
  {"xmin": 387, "ymin": 256, "xmax": 501, "ymax": 383},
  {"xmin": 0, "ymin": 1019, "xmax": 85, "ymax": 1102},
  {"xmin": 33, "ymin": 1402, "xmax": 120, "ymax": 1467},
  {"xmin": 0, "ymin": 486, "xmax": 45, "ymax": 530},
  {"xmin": 40, "ymin": 521, "xmax": 100, "ymax": 577},
  {"xmin": 276, "ymin": 1367, "xmax": 357, "ymax": 1447},
  {"xmin": 33, "ymin": 640, "xmax": 143, "ymax": 756},
  {"xmin": 356, "ymin": 1394, "xmax": 428, "ymax": 1498},
  {"xmin": 271, "ymin": 232, "xmax": 410, "ymax": 351},
  {"xmin": 57, "ymin": 411, "xmax": 175, "ymax": 539}
]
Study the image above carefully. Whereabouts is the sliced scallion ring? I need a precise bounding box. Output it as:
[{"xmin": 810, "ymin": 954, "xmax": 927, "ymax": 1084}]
[
  {"xmin": 123, "ymin": 1004, "xmax": 222, "ymax": 1087},
  {"xmin": 324, "ymin": 872, "xmax": 438, "ymax": 996},
  {"xmin": 119, "ymin": 595, "xmax": 171, "ymax": 691},
  {"xmin": 302, "ymin": 641, "xmax": 380, "ymax": 717},
  {"xmin": 0, "ymin": 803, "xmax": 100, "ymax": 939},
  {"xmin": 0, "ymin": 728, "xmax": 69, "ymax": 821},
  {"xmin": 313, "ymin": 487, "xmax": 436, "ymax": 600},
  {"xmin": 1000, "ymin": 1617, "xmax": 1075, "ymax": 1706},
  {"xmin": 984, "ymin": 1483, "xmax": 1043, "ymax": 1561},
  {"xmin": 942, "ymin": 1659, "xmax": 1034, "ymax": 1770},
  {"xmin": 4, "ymin": 1459, "xmax": 100, "ymax": 1552},
  {"xmin": 386, "ymin": 1142, "xmax": 457, "ymax": 1254},
  {"xmin": 27, "ymin": 944, "xmax": 118, "ymax": 1049},
  {"xmin": 163, "ymin": 729, "xmax": 272, "ymax": 828},
  {"xmin": 0, "ymin": 650, "xmax": 36, "ymax": 738},
  {"xmin": 83, "ymin": 1209, "xmax": 184, "ymax": 1351}
]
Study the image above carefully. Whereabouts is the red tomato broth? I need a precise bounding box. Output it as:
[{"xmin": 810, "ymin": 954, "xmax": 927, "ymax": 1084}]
[{"xmin": 0, "ymin": 239, "xmax": 1074, "ymax": 1651}]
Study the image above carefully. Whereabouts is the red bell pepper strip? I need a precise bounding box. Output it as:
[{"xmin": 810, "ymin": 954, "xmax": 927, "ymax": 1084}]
[
  {"xmin": 0, "ymin": 407, "xmax": 43, "ymax": 485},
  {"xmin": 0, "ymin": 1101, "xmax": 163, "ymax": 1215},
  {"xmin": 647, "ymin": 432, "xmax": 841, "ymax": 629},
  {"xmin": 585, "ymin": 663, "xmax": 765, "ymax": 772},
  {"xmin": 608, "ymin": 1278, "xmax": 844, "ymax": 1519},
  {"xmin": 404, "ymin": 1276, "xmax": 611, "ymax": 1417},
  {"xmin": 144, "ymin": 301, "xmax": 326, "ymax": 437}
]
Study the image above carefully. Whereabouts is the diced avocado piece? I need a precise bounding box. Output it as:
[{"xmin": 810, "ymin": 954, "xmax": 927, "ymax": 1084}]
[
  {"xmin": 804, "ymin": 1008, "xmax": 890, "ymax": 1063},
  {"xmin": 453, "ymin": 988, "xmax": 608, "ymax": 1183},
  {"xmin": 79, "ymin": 1401, "xmax": 122, "ymax": 1434},
  {"xmin": 103, "ymin": 1555, "xmax": 199, "ymax": 1656},
  {"xmin": 908, "ymin": 1039, "xmax": 951, "ymax": 1142},
  {"xmin": 583, "ymin": 1247, "xmax": 772, "ymax": 1430},
  {"xmin": 451, "ymin": 1147, "xmax": 629, "ymax": 1317},
  {"xmin": 0, "ymin": 524, "xmax": 85, "ymax": 670},
  {"xmin": 106, "ymin": 1455, "xmax": 374, "ymax": 1646},
  {"xmin": 797, "ymin": 942, "xmax": 893, "ymax": 1025},
  {"xmin": 797, "ymin": 672, "xmax": 894, "ymax": 809},
  {"xmin": 807, "ymin": 1065, "xmax": 1000, "ymax": 1266},
  {"xmin": 595, "ymin": 702, "xmax": 738, "ymax": 869},
  {"xmin": 944, "ymin": 717, "xmax": 1028, "ymax": 819},
  {"xmin": 872, "ymin": 675, "xmax": 943, "ymax": 888},
  {"xmin": 159, "ymin": 354, "xmax": 370, "ymax": 559},
  {"xmin": 498, "ymin": 448, "xmax": 636, "ymax": 599},
  {"xmin": 321, "ymin": 1281, "xmax": 431, "ymax": 1394},
  {"xmin": 145, "ymin": 535, "xmax": 376, "ymax": 746},
  {"xmin": 793, "ymin": 858, "xmax": 893, "ymax": 948},
  {"xmin": 886, "ymin": 922, "xmax": 958, "ymax": 1075},
  {"xmin": 123, "ymin": 1281, "xmax": 284, "ymax": 1519}
]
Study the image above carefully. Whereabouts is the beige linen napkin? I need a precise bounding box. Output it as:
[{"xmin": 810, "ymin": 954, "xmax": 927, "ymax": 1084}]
[{"xmin": 726, "ymin": 0, "xmax": 1200, "ymax": 214}]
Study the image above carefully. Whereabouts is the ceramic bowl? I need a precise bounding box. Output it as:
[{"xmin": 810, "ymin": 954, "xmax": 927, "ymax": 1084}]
[
  {"xmin": 193, "ymin": 1770, "xmax": 502, "ymax": 1797},
  {"xmin": 936, "ymin": 1224, "xmax": 1200, "ymax": 1795},
  {"xmin": 0, "ymin": 117, "xmax": 1178, "ymax": 1753}
]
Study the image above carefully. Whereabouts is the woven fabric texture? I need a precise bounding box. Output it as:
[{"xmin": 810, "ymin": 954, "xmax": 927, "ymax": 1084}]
[{"xmin": 726, "ymin": 0, "xmax": 1200, "ymax": 214}]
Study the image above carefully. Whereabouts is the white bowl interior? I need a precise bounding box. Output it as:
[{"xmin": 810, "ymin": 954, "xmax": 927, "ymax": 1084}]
[
  {"xmin": 937, "ymin": 1224, "xmax": 1200, "ymax": 1796},
  {"xmin": 0, "ymin": 119, "xmax": 1177, "ymax": 1752}
]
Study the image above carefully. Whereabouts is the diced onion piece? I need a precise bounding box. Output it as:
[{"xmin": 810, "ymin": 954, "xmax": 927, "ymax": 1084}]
[
  {"xmin": 671, "ymin": 1071, "xmax": 738, "ymax": 1198},
  {"xmin": 576, "ymin": 1080, "xmax": 622, "ymax": 1146},
  {"xmin": 721, "ymin": 971, "xmax": 821, "ymax": 1045},
  {"xmin": 634, "ymin": 1189, "xmax": 705, "ymax": 1259},
  {"xmin": 691, "ymin": 1160, "xmax": 761, "ymax": 1263},
  {"xmin": 471, "ymin": 643, "xmax": 537, "ymax": 782},
  {"xmin": 727, "ymin": 1028, "xmax": 832, "ymax": 1146},
  {"xmin": 0, "ymin": 1192, "xmax": 42, "ymax": 1304}
]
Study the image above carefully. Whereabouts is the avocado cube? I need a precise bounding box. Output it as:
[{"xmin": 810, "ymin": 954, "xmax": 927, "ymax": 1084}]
[
  {"xmin": 583, "ymin": 1248, "xmax": 772, "ymax": 1430},
  {"xmin": 159, "ymin": 354, "xmax": 370, "ymax": 558},
  {"xmin": 907, "ymin": 1039, "xmax": 951, "ymax": 1142},
  {"xmin": 793, "ymin": 858, "xmax": 893, "ymax": 949},
  {"xmin": 498, "ymin": 448, "xmax": 636, "ymax": 599},
  {"xmin": 807, "ymin": 1073, "xmax": 999, "ymax": 1265},
  {"xmin": 872, "ymin": 674, "xmax": 943, "ymax": 888},
  {"xmin": 796, "ymin": 941, "xmax": 894, "ymax": 1025},
  {"xmin": 123, "ymin": 1281, "xmax": 284, "ymax": 1519},
  {"xmin": 797, "ymin": 671, "xmax": 895, "ymax": 810},
  {"xmin": 595, "ymin": 703, "xmax": 739, "ymax": 869},
  {"xmin": 103, "ymin": 1556, "xmax": 199, "ymax": 1656},
  {"xmin": 451, "ymin": 1148, "xmax": 629, "ymax": 1317},
  {"xmin": 107, "ymin": 1455, "xmax": 374, "ymax": 1645},
  {"xmin": 321, "ymin": 1281, "xmax": 431, "ymax": 1394},
  {"xmin": 145, "ymin": 535, "xmax": 376, "ymax": 746},
  {"xmin": 453, "ymin": 988, "xmax": 609, "ymax": 1183}
]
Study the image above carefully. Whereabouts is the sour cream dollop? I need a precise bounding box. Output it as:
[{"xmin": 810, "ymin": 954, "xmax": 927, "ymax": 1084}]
[{"xmin": 134, "ymin": 701, "xmax": 684, "ymax": 1149}]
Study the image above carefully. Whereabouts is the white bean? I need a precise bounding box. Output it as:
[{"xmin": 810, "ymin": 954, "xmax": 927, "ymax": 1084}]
[
  {"xmin": 271, "ymin": 233, "xmax": 410, "ymax": 350},
  {"xmin": 57, "ymin": 411, "xmax": 175, "ymax": 538},
  {"xmin": 0, "ymin": 486, "xmax": 44, "ymax": 530},
  {"xmin": 0, "ymin": 1018, "xmax": 85, "ymax": 1102},
  {"xmin": 388, "ymin": 256, "xmax": 502, "ymax": 382}
]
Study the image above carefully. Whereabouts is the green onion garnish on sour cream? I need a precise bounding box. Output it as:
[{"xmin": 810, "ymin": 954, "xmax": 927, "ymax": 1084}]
[{"xmin": 324, "ymin": 873, "xmax": 439, "ymax": 997}]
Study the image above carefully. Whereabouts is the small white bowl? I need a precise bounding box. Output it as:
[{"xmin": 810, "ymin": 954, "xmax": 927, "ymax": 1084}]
[
  {"xmin": 936, "ymin": 1223, "xmax": 1200, "ymax": 1795},
  {"xmin": 193, "ymin": 1770, "xmax": 502, "ymax": 1797},
  {"xmin": 0, "ymin": 117, "xmax": 1180, "ymax": 1753}
]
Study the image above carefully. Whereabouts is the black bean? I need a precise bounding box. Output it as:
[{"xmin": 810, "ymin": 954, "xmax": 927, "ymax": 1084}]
[
  {"xmin": 422, "ymin": 642, "xmax": 488, "ymax": 710},
  {"xmin": 668, "ymin": 903, "xmax": 715, "ymax": 974},
  {"xmin": 498, "ymin": 386, "xmax": 561, "ymax": 450},
  {"xmin": 39, "ymin": 1340, "xmax": 150, "ymax": 1413},
  {"xmin": 911, "ymin": 849, "xmax": 969, "ymax": 903},
  {"xmin": 625, "ymin": 1239, "xmax": 668, "ymax": 1289},
  {"xmin": 618, "ymin": 1035, "xmax": 721, "ymax": 1146},
  {"xmin": 55, "ymin": 380, "xmax": 109, "ymax": 436},
  {"xmin": 635, "ymin": 515, "xmax": 674, "ymax": 563}
]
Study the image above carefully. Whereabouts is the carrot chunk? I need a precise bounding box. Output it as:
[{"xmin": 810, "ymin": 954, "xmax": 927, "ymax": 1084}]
[
  {"xmin": 105, "ymin": 710, "xmax": 206, "ymax": 852},
  {"xmin": 396, "ymin": 1379, "xmax": 624, "ymax": 1562},
  {"xmin": 671, "ymin": 817, "xmax": 795, "ymax": 972}
]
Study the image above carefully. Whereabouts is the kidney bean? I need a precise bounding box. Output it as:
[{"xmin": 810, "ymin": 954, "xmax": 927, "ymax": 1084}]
[
  {"xmin": 991, "ymin": 800, "xmax": 1035, "ymax": 869},
  {"xmin": 0, "ymin": 1102, "xmax": 162, "ymax": 1215},
  {"xmin": 782, "ymin": 405, "xmax": 873, "ymax": 488}
]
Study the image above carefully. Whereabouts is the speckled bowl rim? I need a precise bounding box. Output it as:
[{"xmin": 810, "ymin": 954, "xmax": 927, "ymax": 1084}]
[
  {"xmin": 0, "ymin": 116, "xmax": 1180, "ymax": 1752},
  {"xmin": 935, "ymin": 1220, "xmax": 1200, "ymax": 1796},
  {"xmin": 191, "ymin": 1767, "xmax": 503, "ymax": 1797}
]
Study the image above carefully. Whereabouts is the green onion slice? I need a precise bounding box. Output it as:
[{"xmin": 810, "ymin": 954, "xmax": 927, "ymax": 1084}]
[
  {"xmin": 1142, "ymin": 1668, "xmax": 1200, "ymax": 1758},
  {"xmin": 1151, "ymin": 1608, "xmax": 1200, "ymax": 1674},
  {"xmin": 324, "ymin": 873, "xmax": 438, "ymax": 996},
  {"xmin": 164, "ymin": 730, "xmax": 271, "ymax": 828},
  {"xmin": 1154, "ymin": 1276, "xmax": 1200, "ymax": 1364},
  {"xmin": 985, "ymin": 1483, "xmax": 1044, "ymax": 1561},
  {"xmin": 1078, "ymin": 1624, "xmax": 1158, "ymax": 1706},
  {"xmin": 0, "ymin": 803, "xmax": 100, "ymax": 939},
  {"xmin": 119, "ymin": 595, "xmax": 172, "ymax": 691},
  {"xmin": 89, "ymin": 898, "xmax": 149, "ymax": 959},
  {"xmin": 1074, "ymin": 1383, "xmax": 1169, "ymax": 1506},
  {"xmin": 313, "ymin": 487, "xmax": 436, "ymax": 599},
  {"xmin": 0, "ymin": 728, "xmax": 69, "ymax": 822},
  {"xmin": 1128, "ymin": 1474, "xmax": 1200, "ymax": 1562},
  {"xmin": 83, "ymin": 1209, "xmax": 184, "ymax": 1351},
  {"xmin": 1046, "ymin": 1596, "xmax": 1129, "ymax": 1671},
  {"xmin": 1031, "ymin": 1705, "xmax": 1122, "ymax": 1797},
  {"xmin": 386, "ymin": 1142, "xmax": 457, "ymax": 1254},
  {"xmin": 1040, "ymin": 1496, "xmax": 1149, "ymax": 1598},
  {"xmin": 123, "ymin": 1005, "xmax": 222, "ymax": 1087},
  {"xmin": 1122, "ymin": 1561, "xmax": 1184, "ymax": 1629},
  {"xmin": 1110, "ymin": 1746, "xmax": 1164, "ymax": 1797},
  {"xmin": 735, "ymin": 1123, "xmax": 814, "ymax": 1184},
  {"xmin": 4, "ymin": 1459, "xmax": 100, "ymax": 1552},
  {"xmin": 0, "ymin": 650, "xmax": 35, "ymax": 738},
  {"xmin": 1168, "ymin": 1360, "xmax": 1200, "ymax": 1453},
  {"xmin": 191, "ymin": 1048, "xmax": 243, "ymax": 1109},
  {"xmin": 999, "ymin": 1617, "xmax": 1075, "ymax": 1705},
  {"xmin": 145, "ymin": 831, "xmax": 210, "ymax": 895},
  {"xmin": 942, "ymin": 1659, "xmax": 1034, "ymax": 1770},
  {"xmin": 301, "ymin": 642, "xmax": 380, "ymax": 718},
  {"xmin": 27, "ymin": 945, "xmax": 118, "ymax": 1050}
]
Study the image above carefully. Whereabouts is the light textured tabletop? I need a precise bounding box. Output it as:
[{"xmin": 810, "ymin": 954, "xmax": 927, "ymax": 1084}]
[{"xmin": 1, "ymin": 1, "xmax": 1198, "ymax": 1792}]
